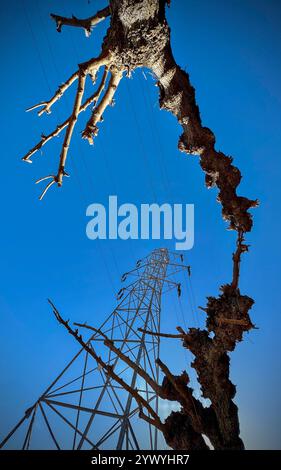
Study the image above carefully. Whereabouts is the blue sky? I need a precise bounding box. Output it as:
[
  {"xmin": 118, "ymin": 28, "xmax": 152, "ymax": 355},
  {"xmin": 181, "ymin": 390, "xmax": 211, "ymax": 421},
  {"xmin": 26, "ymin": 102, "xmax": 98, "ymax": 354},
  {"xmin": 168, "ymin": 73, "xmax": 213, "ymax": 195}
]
[{"xmin": 0, "ymin": 0, "xmax": 280, "ymax": 449}]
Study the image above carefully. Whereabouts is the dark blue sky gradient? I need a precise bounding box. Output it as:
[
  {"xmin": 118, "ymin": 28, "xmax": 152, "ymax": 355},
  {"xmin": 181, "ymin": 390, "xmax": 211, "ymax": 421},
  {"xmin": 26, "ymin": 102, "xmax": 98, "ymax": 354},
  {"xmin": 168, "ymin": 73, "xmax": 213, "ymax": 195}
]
[{"xmin": 0, "ymin": 0, "xmax": 280, "ymax": 449}]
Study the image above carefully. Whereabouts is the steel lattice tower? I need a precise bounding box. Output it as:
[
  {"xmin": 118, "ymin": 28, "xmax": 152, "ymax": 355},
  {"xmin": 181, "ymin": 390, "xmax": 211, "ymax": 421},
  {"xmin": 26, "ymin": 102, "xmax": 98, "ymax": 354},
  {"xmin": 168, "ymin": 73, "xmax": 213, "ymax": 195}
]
[{"xmin": 0, "ymin": 248, "xmax": 190, "ymax": 450}]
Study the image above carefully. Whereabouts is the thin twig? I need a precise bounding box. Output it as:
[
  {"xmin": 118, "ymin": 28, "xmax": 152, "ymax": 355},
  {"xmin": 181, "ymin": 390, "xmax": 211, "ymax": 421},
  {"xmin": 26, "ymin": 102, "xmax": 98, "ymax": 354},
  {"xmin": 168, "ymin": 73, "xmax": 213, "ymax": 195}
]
[
  {"xmin": 26, "ymin": 102, "xmax": 48, "ymax": 113},
  {"xmin": 138, "ymin": 328, "xmax": 184, "ymax": 339},
  {"xmin": 231, "ymin": 231, "xmax": 249, "ymax": 289},
  {"xmin": 38, "ymin": 179, "xmax": 56, "ymax": 201}
]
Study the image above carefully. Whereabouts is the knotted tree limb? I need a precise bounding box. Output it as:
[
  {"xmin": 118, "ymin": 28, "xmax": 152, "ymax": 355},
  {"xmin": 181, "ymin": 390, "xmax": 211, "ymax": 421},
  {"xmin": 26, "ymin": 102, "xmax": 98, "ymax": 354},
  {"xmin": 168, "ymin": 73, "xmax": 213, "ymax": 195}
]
[
  {"xmin": 180, "ymin": 290, "xmax": 254, "ymax": 449},
  {"xmin": 137, "ymin": 282, "xmax": 254, "ymax": 449},
  {"xmin": 151, "ymin": 51, "xmax": 259, "ymax": 232}
]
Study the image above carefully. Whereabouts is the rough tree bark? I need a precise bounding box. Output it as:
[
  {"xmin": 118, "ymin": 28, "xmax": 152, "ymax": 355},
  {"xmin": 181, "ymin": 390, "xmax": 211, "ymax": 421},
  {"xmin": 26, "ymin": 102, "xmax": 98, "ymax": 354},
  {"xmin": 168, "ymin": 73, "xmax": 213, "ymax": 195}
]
[{"xmin": 24, "ymin": 1, "xmax": 257, "ymax": 450}]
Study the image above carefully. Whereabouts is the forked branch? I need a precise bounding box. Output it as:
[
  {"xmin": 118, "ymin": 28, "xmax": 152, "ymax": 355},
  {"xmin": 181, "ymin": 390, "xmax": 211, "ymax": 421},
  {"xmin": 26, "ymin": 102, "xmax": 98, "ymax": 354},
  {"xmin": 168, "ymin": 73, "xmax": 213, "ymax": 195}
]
[
  {"xmin": 22, "ymin": 69, "xmax": 109, "ymax": 164},
  {"xmin": 27, "ymin": 70, "xmax": 79, "ymax": 117},
  {"xmin": 34, "ymin": 68, "xmax": 87, "ymax": 199},
  {"xmin": 31, "ymin": 53, "xmax": 114, "ymax": 198}
]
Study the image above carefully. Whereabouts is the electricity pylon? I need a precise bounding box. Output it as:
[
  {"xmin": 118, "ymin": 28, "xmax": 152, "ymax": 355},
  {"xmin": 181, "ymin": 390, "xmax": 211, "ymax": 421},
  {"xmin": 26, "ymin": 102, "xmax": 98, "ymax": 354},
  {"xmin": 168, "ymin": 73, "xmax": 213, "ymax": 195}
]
[{"xmin": 0, "ymin": 248, "xmax": 190, "ymax": 450}]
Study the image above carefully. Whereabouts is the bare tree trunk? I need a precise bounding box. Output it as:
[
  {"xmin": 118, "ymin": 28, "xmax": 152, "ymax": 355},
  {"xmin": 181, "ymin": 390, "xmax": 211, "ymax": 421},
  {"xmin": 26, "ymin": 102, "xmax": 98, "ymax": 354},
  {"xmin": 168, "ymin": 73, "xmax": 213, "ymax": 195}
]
[{"xmin": 25, "ymin": 1, "xmax": 257, "ymax": 450}]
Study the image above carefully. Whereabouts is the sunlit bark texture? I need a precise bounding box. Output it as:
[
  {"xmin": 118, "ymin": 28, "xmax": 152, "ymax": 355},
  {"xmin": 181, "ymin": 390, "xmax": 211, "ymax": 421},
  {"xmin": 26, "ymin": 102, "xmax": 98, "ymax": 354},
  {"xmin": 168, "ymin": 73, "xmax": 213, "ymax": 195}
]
[{"xmin": 25, "ymin": 0, "xmax": 257, "ymax": 450}]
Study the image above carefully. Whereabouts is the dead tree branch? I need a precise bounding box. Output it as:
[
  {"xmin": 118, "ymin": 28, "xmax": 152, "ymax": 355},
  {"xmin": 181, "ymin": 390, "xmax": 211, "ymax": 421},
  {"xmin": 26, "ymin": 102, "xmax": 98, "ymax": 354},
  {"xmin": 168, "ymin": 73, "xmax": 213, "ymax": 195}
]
[
  {"xmin": 28, "ymin": 70, "xmax": 79, "ymax": 117},
  {"xmin": 50, "ymin": 7, "xmax": 110, "ymax": 36},
  {"xmin": 32, "ymin": 54, "xmax": 112, "ymax": 198},
  {"xmin": 231, "ymin": 231, "xmax": 250, "ymax": 289},
  {"xmin": 138, "ymin": 328, "xmax": 184, "ymax": 339},
  {"xmin": 22, "ymin": 69, "xmax": 109, "ymax": 163},
  {"xmin": 82, "ymin": 70, "xmax": 122, "ymax": 144},
  {"xmin": 24, "ymin": 48, "xmax": 117, "ymax": 197}
]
